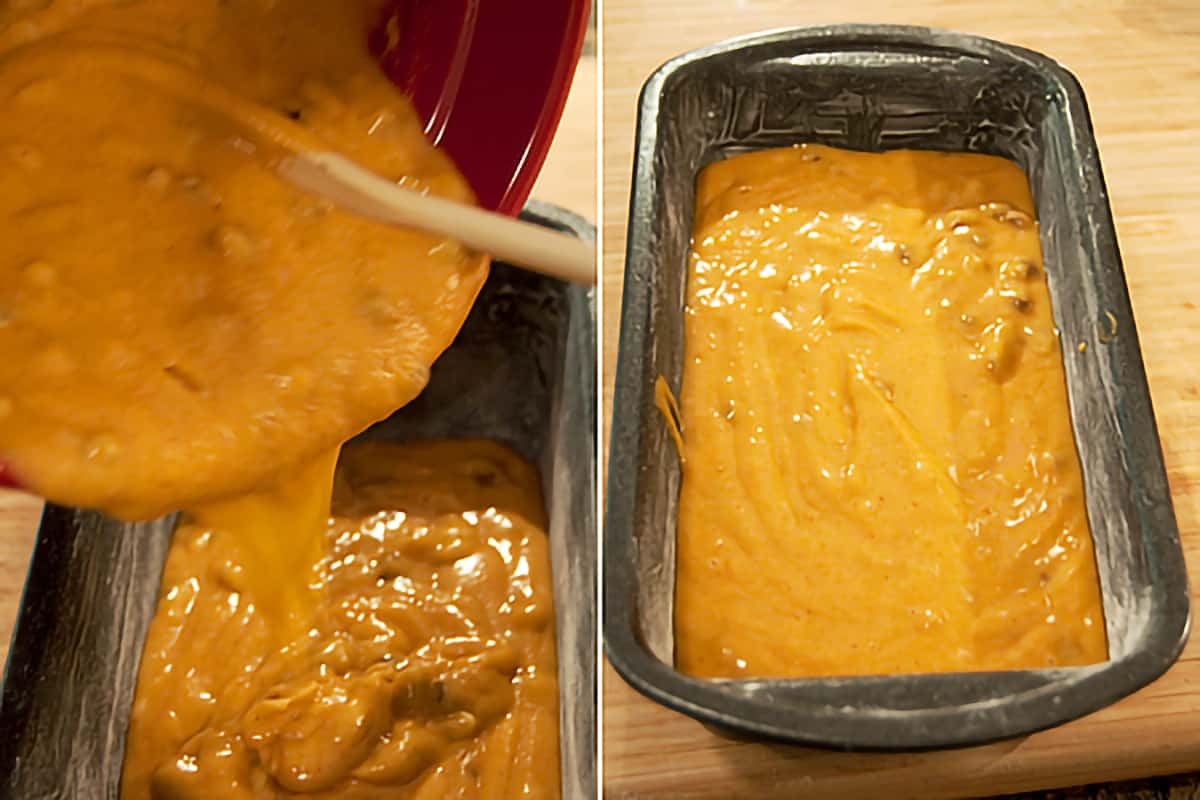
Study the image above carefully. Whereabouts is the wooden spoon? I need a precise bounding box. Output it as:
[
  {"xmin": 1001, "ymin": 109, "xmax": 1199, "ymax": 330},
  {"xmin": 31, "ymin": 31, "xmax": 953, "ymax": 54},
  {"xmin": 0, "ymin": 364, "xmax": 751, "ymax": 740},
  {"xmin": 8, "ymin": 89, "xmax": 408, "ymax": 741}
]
[{"xmin": 279, "ymin": 151, "xmax": 596, "ymax": 285}]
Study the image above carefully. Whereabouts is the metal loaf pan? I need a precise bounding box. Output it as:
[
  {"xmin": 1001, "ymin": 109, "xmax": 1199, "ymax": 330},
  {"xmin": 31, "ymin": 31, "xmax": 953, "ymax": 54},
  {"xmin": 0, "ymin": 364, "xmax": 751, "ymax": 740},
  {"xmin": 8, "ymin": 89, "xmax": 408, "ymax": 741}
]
[
  {"xmin": 0, "ymin": 201, "xmax": 597, "ymax": 798},
  {"xmin": 603, "ymin": 24, "xmax": 1189, "ymax": 750}
]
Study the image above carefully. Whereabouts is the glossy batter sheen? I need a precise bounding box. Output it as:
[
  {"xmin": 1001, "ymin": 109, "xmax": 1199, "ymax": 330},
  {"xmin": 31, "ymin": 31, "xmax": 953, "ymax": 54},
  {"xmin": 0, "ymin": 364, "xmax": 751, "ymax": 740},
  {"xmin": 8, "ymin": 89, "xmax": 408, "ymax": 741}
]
[
  {"xmin": 674, "ymin": 144, "xmax": 1107, "ymax": 678},
  {"xmin": 123, "ymin": 440, "xmax": 560, "ymax": 799},
  {"xmin": 0, "ymin": 0, "xmax": 487, "ymax": 519}
]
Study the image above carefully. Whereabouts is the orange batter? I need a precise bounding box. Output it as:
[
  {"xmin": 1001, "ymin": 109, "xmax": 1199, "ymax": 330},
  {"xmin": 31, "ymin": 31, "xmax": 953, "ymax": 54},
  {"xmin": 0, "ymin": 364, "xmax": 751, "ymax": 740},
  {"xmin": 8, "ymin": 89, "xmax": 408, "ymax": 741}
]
[
  {"xmin": 674, "ymin": 144, "xmax": 1107, "ymax": 678},
  {"xmin": 0, "ymin": 0, "xmax": 487, "ymax": 520},
  {"xmin": 123, "ymin": 440, "xmax": 560, "ymax": 800},
  {"xmin": 0, "ymin": 1, "xmax": 560, "ymax": 796}
]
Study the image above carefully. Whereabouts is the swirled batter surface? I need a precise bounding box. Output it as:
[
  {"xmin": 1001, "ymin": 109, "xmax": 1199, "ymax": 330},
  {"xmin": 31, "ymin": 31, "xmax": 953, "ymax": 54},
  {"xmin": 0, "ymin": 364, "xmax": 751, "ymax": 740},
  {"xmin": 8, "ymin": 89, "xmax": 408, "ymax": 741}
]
[
  {"xmin": 123, "ymin": 440, "xmax": 560, "ymax": 799},
  {"xmin": 674, "ymin": 144, "xmax": 1107, "ymax": 678},
  {"xmin": 0, "ymin": 0, "xmax": 487, "ymax": 519}
]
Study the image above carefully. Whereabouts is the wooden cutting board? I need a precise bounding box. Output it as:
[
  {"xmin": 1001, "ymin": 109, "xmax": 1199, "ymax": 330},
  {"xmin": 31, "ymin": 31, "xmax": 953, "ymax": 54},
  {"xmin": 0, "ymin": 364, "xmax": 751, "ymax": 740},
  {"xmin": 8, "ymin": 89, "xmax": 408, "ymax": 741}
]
[{"xmin": 602, "ymin": 1, "xmax": 1200, "ymax": 797}]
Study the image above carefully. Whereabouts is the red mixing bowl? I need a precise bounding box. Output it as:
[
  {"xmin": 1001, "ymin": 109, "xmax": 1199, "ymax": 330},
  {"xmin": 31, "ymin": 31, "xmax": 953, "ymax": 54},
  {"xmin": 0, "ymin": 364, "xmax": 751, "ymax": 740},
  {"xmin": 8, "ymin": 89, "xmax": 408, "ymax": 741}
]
[{"xmin": 373, "ymin": 0, "xmax": 590, "ymax": 214}]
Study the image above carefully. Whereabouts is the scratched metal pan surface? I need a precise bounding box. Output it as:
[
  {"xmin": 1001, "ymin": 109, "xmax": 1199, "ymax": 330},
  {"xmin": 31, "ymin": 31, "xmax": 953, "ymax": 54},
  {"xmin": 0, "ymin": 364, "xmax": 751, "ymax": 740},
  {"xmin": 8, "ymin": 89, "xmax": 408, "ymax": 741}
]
[
  {"xmin": 603, "ymin": 24, "xmax": 1189, "ymax": 751},
  {"xmin": 0, "ymin": 201, "xmax": 597, "ymax": 799}
]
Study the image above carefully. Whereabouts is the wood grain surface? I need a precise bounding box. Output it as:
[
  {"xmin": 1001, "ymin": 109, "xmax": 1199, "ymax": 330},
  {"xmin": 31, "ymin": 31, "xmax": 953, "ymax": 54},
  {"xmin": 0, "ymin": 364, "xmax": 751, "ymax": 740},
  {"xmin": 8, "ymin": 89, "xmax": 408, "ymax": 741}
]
[
  {"xmin": 0, "ymin": 54, "xmax": 596, "ymax": 670},
  {"xmin": 601, "ymin": 1, "xmax": 1200, "ymax": 797}
]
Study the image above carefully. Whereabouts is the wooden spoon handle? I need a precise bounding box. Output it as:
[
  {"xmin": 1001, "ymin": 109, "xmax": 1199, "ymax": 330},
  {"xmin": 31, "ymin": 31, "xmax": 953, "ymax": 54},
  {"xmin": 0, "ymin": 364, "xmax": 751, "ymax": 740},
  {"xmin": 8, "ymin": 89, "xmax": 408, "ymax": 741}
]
[{"xmin": 280, "ymin": 151, "xmax": 596, "ymax": 285}]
